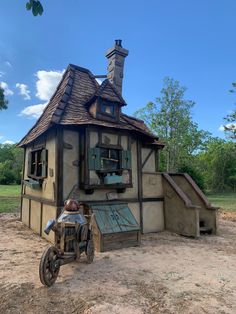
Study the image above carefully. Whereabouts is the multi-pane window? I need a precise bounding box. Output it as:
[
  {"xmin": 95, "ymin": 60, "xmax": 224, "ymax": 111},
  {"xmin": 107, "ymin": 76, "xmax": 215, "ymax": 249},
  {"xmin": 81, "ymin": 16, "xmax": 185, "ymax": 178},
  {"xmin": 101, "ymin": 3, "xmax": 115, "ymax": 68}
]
[
  {"xmin": 28, "ymin": 149, "xmax": 48, "ymax": 179},
  {"xmin": 88, "ymin": 147, "xmax": 131, "ymax": 173},
  {"xmin": 100, "ymin": 148, "xmax": 119, "ymax": 171}
]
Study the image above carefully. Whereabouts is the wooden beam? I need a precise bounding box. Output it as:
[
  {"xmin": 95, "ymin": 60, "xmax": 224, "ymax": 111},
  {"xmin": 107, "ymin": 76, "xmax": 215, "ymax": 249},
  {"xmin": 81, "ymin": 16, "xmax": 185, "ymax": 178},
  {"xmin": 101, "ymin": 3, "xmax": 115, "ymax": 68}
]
[
  {"xmin": 137, "ymin": 139, "xmax": 143, "ymax": 233},
  {"xmin": 40, "ymin": 202, "xmax": 43, "ymax": 236},
  {"xmin": 20, "ymin": 147, "xmax": 26, "ymax": 221},
  {"xmin": 23, "ymin": 194, "xmax": 56, "ymax": 207},
  {"xmin": 29, "ymin": 199, "xmax": 31, "ymax": 228},
  {"xmin": 142, "ymin": 149, "xmax": 154, "ymax": 169},
  {"xmin": 55, "ymin": 127, "xmax": 64, "ymax": 207}
]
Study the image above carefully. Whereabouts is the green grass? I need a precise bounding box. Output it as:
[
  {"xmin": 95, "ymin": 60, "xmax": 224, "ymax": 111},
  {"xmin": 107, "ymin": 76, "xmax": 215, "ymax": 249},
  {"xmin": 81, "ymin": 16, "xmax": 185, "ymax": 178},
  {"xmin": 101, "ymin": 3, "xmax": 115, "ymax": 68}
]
[
  {"xmin": 0, "ymin": 185, "xmax": 21, "ymax": 213},
  {"xmin": 207, "ymin": 192, "xmax": 236, "ymax": 212}
]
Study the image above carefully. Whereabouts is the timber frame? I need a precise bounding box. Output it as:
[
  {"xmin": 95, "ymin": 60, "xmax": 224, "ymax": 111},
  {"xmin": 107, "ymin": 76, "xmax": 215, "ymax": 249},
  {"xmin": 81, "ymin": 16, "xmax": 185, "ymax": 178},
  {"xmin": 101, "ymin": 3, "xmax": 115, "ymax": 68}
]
[{"xmin": 18, "ymin": 45, "xmax": 218, "ymax": 250}]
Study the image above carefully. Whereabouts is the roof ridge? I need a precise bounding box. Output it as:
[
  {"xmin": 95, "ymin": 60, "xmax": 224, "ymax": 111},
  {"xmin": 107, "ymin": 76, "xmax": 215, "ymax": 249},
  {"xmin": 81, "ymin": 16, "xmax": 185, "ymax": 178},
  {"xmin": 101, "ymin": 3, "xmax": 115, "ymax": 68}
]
[
  {"xmin": 69, "ymin": 64, "xmax": 99, "ymax": 90},
  {"xmin": 50, "ymin": 66, "xmax": 76, "ymax": 124}
]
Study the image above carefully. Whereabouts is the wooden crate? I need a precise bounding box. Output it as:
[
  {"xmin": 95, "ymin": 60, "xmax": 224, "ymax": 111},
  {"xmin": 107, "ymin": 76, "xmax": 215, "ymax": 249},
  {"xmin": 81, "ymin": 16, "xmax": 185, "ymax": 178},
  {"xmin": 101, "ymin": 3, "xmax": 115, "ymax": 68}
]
[{"xmin": 91, "ymin": 203, "xmax": 141, "ymax": 252}]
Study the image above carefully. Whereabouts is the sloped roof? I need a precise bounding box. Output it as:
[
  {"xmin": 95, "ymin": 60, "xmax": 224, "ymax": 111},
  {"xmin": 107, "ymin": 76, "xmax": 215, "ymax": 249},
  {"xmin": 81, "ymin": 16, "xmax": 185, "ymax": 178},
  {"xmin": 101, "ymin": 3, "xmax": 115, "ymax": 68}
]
[
  {"xmin": 94, "ymin": 79, "xmax": 127, "ymax": 105},
  {"xmin": 18, "ymin": 64, "xmax": 158, "ymax": 147}
]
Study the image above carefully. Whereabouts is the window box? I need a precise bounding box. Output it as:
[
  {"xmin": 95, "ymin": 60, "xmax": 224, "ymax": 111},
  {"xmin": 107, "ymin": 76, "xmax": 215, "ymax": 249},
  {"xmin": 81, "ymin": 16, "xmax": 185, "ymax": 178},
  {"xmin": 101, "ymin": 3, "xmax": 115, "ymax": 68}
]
[
  {"xmin": 104, "ymin": 173, "xmax": 123, "ymax": 185},
  {"xmin": 23, "ymin": 179, "xmax": 41, "ymax": 190}
]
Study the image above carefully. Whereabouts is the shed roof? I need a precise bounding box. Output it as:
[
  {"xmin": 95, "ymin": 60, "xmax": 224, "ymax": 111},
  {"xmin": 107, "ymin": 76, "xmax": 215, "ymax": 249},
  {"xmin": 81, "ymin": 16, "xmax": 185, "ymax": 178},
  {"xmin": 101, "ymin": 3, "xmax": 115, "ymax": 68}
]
[{"xmin": 18, "ymin": 64, "xmax": 159, "ymax": 147}]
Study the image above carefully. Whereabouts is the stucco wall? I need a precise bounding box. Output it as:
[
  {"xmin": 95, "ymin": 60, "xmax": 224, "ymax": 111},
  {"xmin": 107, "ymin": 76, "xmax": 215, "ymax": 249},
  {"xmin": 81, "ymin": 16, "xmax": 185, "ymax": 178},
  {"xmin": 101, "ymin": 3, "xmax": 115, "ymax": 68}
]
[
  {"xmin": 142, "ymin": 173, "xmax": 163, "ymax": 198},
  {"xmin": 163, "ymin": 178, "xmax": 199, "ymax": 237},
  {"xmin": 128, "ymin": 202, "xmax": 140, "ymax": 225},
  {"xmin": 63, "ymin": 129, "xmax": 79, "ymax": 200},
  {"xmin": 142, "ymin": 148, "xmax": 156, "ymax": 172},
  {"xmin": 171, "ymin": 175, "xmax": 218, "ymax": 234},
  {"xmin": 41, "ymin": 204, "xmax": 57, "ymax": 243},
  {"xmin": 21, "ymin": 198, "xmax": 30, "ymax": 226},
  {"xmin": 143, "ymin": 201, "xmax": 164, "ymax": 233},
  {"xmin": 30, "ymin": 200, "xmax": 41, "ymax": 234}
]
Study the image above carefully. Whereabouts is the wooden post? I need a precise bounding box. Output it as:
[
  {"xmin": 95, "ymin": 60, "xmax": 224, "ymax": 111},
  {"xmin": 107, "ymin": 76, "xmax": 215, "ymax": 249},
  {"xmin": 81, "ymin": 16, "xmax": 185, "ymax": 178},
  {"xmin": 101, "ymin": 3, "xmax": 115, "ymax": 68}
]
[
  {"xmin": 20, "ymin": 147, "xmax": 26, "ymax": 221},
  {"xmin": 137, "ymin": 139, "xmax": 143, "ymax": 233},
  {"xmin": 55, "ymin": 127, "xmax": 64, "ymax": 209}
]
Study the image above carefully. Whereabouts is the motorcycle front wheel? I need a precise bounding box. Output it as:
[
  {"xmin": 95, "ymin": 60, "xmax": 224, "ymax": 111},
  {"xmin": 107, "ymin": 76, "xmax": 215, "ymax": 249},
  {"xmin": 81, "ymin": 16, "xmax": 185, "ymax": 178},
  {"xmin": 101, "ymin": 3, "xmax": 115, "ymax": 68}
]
[{"xmin": 39, "ymin": 246, "xmax": 60, "ymax": 287}]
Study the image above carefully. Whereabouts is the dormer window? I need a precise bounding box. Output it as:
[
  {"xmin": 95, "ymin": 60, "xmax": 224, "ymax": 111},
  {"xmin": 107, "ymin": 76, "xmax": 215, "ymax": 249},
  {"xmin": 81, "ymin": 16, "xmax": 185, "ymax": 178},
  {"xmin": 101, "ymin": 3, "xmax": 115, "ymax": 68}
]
[
  {"xmin": 92, "ymin": 98, "xmax": 120, "ymax": 123},
  {"xmin": 101, "ymin": 103, "xmax": 115, "ymax": 116}
]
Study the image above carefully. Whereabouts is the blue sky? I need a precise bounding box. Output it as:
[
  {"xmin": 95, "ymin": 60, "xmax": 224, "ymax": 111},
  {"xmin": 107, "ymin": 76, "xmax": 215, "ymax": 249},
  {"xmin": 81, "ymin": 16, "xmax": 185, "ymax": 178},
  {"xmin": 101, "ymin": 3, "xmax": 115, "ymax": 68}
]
[{"xmin": 0, "ymin": 0, "xmax": 235, "ymax": 144}]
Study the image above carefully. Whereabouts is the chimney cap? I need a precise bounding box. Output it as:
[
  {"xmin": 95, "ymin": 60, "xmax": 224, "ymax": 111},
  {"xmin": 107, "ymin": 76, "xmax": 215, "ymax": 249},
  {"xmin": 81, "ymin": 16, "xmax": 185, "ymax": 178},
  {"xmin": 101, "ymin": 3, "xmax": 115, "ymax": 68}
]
[{"xmin": 106, "ymin": 40, "xmax": 129, "ymax": 58}]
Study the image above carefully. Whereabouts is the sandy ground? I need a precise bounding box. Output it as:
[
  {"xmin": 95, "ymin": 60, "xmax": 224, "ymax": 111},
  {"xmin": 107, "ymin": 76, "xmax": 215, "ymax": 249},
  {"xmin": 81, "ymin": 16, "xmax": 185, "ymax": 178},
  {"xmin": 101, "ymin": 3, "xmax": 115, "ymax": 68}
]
[{"xmin": 0, "ymin": 212, "xmax": 236, "ymax": 314}]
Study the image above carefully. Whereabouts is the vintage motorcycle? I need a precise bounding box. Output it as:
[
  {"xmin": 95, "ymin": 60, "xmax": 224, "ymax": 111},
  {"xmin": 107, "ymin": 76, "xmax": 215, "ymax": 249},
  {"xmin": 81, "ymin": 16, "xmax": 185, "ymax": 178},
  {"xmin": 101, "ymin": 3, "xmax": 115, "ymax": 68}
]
[{"xmin": 39, "ymin": 199, "xmax": 94, "ymax": 287}]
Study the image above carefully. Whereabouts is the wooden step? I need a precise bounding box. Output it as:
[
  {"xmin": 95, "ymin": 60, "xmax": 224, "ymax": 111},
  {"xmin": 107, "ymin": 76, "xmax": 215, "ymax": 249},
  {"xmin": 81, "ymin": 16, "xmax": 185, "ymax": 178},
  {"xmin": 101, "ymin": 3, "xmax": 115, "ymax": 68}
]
[{"xmin": 200, "ymin": 227, "xmax": 212, "ymax": 235}]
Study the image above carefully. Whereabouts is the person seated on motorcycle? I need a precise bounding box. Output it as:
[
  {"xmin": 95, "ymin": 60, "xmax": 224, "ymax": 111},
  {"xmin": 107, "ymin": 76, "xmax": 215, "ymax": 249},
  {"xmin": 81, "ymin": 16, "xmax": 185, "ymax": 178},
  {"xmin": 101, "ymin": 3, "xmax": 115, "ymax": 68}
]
[{"xmin": 58, "ymin": 199, "xmax": 86, "ymax": 224}]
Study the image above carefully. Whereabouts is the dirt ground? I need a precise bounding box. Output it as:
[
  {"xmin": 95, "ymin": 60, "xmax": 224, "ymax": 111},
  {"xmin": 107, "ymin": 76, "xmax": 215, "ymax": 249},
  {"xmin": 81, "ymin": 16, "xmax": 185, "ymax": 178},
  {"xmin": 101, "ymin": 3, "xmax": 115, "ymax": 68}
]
[{"xmin": 0, "ymin": 211, "xmax": 236, "ymax": 314}]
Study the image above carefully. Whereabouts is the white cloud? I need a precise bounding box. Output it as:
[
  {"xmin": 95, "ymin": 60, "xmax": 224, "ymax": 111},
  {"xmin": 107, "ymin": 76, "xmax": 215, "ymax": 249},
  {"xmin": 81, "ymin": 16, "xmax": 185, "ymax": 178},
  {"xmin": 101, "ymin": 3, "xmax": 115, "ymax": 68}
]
[
  {"xmin": 20, "ymin": 103, "xmax": 47, "ymax": 119},
  {"xmin": 219, "ymin": 123, "xmax": 236, "ymax": 132},
  {"xmin": 2, "ymin": 140, "xmax": 14, "ymax": 145},
  {"xmin": 0, "ymin": 71, "xmax": 4, "ymax": 78},
  {"xmin": 0, "ymin": 81, "xmax": 13, "ymax": 96},
  {"xmin": 5, "ymin": 61, "xmax": 12, "ymax": 68},
  {"xmin": 16, "ymin": 83, "xmax": 31, "ymax": 100},
  {"xmin": 95, "ymin": 78, "xmax": 102, "ymax": 85},
  {"xmin": 218, "ymin": 125, "xmax": 225, "ymax": 132},
  {"xmin": 0, "ymin": 135, "xmax": 4, "ymax": 140},
  {"xmin": 35, "ymin": 70, "xmax": 64, "ymax": 101}
]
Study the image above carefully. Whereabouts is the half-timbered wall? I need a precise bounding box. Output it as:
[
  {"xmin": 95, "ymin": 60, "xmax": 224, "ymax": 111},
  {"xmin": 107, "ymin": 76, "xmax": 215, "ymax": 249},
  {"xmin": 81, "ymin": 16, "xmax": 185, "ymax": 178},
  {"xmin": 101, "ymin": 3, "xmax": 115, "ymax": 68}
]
[
  {"xmin": 21, "ymin": 129, "xmax": 58, "ymax": 242},
  {"xmin": 21, "ymin": 126, "xmax": 165, "ymax": 240}
]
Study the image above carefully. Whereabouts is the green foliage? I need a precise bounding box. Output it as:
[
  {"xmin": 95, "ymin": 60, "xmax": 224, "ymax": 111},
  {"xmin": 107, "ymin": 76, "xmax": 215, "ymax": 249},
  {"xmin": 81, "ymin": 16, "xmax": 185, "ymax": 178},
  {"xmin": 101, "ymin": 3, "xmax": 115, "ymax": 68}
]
[
  {"xmin": 135, "ymin": 77, "xmax": 210, "ymax": 172},
  {"xmin": 197, "ymin": 138, "xmax": 236, "ymax": 192},
  {"xmin": 26, "ymin": 0, "xmax": 44, "ymax": 16},
  {"xmin": 223, "ymin": 83, "xmax": 236, "ymax": 140},
  {"xmin": 0, "ymin": 144, "xmax": 23, "ymax": 185},
  {"xmin": 0, "ymin": 87, "xmax": 8, "ymax": 111},
  {"xmin": 178, "ymin": 164, "xmax": 205, "ymax": 192}
]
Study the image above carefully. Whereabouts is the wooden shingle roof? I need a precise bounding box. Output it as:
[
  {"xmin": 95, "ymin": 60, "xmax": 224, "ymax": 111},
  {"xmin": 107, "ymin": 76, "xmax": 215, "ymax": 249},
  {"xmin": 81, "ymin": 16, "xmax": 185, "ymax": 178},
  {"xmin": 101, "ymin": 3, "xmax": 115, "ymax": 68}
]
[{"xmin": 18, "ymin": 64, "xmax": 158, "ymax": 147}]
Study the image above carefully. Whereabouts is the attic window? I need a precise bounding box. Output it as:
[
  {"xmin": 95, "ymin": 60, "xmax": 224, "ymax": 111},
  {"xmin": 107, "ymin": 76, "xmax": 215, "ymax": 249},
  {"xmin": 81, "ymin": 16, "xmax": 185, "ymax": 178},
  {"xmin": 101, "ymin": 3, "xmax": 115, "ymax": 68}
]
[
  {"xmin": 28, "ymin": 148, "xmax": 48, "ymax": 180},
  {"xmin": 101, "ymin": 103, "xmax": 115, "ymax": 116}
]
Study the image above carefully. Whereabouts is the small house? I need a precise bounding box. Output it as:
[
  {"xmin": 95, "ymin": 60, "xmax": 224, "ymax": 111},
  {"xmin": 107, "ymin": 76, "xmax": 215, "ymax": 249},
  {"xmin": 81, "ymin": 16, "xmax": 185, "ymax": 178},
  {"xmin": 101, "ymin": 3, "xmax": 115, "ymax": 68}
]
[{"xmin": 18, "ymin": 40, "xmax": 218, "ymax": 251}]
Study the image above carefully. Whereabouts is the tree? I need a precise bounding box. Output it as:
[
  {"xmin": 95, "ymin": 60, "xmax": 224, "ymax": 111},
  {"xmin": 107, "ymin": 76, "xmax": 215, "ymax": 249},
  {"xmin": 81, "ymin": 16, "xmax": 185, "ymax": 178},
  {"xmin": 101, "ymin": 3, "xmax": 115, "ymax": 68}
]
[
  {"xmin": 0, "ymin": 144, "xmax": 23, "ymax": 184},
  {"xmin": 0, "ymin": 87, "xmax": 8, "ymax": 111},
  {"xmin": 26, "ymin": 0, "xmax": 44, "ymax": 16},
  {"xmin": 223, "ymin": 82, "xmax": 236, "ymax": 140},
  {"xmin": 197, "ymin": 138, "xmax": 236, "ymax": 191},
  {"xmin": 135, "ymin": 77, "xmax": 210, "ymax": 172}
]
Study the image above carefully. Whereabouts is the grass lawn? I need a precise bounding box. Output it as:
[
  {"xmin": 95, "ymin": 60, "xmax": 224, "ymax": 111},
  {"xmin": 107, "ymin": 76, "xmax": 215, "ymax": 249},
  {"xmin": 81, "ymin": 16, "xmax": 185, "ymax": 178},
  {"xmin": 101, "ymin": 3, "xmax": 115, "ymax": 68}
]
[
  {"xmin": 207, "ymin": 192, "xmax": 236, "ymax": 212},
  {"xmin": 0, "ymin": 185, "xmax": 21, "ymax": 213}
]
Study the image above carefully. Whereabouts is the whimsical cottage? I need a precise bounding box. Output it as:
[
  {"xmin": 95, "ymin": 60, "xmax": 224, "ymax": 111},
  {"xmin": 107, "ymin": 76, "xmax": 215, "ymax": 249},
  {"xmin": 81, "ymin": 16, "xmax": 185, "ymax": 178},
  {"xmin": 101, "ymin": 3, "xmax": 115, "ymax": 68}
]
[{"xmin": 18, "ymin": 40, "xmax": 218, "ymax": 251}]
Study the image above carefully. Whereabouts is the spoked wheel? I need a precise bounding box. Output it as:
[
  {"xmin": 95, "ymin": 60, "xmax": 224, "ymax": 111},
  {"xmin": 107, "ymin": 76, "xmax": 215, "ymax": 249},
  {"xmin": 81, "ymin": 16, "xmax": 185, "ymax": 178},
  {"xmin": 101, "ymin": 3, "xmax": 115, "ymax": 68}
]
[
  {"xmin": 39, "ymin": 246, "xmax": 60, "ymax": 287},
  {"xmin": 86, "ymin": 236, "xmax": 94, "ymax": 264}
]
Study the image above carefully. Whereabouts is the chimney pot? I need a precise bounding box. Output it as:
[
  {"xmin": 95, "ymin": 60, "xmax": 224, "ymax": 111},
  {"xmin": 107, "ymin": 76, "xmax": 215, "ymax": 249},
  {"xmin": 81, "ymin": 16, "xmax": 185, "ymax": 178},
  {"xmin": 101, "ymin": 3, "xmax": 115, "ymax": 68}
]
[{"xmin": 115, "ymin": 39, "xmax": 122, "ymax": 47}]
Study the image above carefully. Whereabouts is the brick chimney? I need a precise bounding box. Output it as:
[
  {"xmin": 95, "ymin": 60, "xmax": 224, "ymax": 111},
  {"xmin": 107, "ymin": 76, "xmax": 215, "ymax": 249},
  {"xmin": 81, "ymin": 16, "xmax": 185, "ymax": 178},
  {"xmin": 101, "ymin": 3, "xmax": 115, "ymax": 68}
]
[{"xmin": 106, "ymin": 40, "xmax": 129, "ymax": 94}]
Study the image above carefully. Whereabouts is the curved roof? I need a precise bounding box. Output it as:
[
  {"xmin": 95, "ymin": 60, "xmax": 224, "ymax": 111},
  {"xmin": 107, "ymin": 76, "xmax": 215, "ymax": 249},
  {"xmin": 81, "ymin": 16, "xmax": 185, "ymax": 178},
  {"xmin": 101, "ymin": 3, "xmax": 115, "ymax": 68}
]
[{"xmin": 18, "ymin": 64, "xmax": 159, "ymax": 147}]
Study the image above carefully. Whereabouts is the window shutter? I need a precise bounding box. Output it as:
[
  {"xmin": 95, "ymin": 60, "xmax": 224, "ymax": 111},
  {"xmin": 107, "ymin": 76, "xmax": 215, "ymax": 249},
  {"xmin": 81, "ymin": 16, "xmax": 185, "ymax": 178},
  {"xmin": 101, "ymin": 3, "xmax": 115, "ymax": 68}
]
[
  {"xmin": 41, "ymin": 149, "xmax": 48, "ymax": 177},
  {"xmin": 88, "ymin": 148, "xmax": 101, "ymax": 170},
  {"xmin": 27, "ymin": 151, "xmax": 32, "ymax": 177},
  {"xmin": 121, "ymin": 150, "xmax": 132, "ymax": 169}
]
